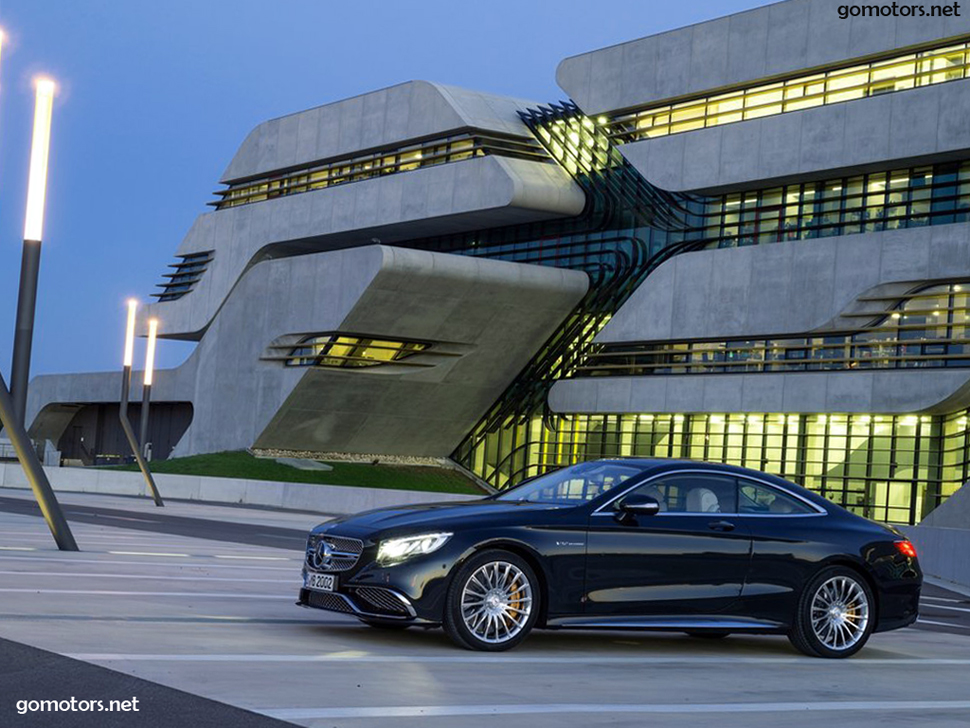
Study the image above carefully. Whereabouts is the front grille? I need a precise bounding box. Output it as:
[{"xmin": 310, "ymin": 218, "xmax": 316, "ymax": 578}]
[
  {"xmin": 353, "ymin": 587, "xmax": 410, "ymax": 616},
  {"xmin": 305, "ymin": 590, "xmax": 355, "ymax": 614},
  {"xmin": 305, "ymin": 534, "xmax": 364, "ymax": 573}
]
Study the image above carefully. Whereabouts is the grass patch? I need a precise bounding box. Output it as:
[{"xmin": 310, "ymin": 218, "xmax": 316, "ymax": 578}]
[{"xmin": 108, "ymin": 450, "xmax": 483, "ymax": 495}]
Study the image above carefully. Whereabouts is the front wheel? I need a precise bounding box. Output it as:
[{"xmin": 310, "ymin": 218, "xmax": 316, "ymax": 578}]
[
  {"xmin": 788, "ymin": 566, "xmax": 874, "ymax": 658},
  {"xmin": 443, "ymin": 549, "xmax": 540, "ymax": 651}
]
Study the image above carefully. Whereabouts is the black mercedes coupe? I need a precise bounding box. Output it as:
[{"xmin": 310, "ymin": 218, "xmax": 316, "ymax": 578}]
[{"xmin": 297, "ymin": 459, "xmax": 921, "ymax": 657}]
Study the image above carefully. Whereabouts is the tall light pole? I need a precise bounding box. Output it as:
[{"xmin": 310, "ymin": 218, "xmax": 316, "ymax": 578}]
[
  {"xmin": 10, "ymin": 77, "xmax": 55, "ymax": 427},
  {"xmin": 0, "ymin": 39, "xmax": 77, "ymax": 551},
  {"xmin": 119, "ymin": 301, "xmax": 164, "ymax": 507},
  {"xmin": 139, "ymin": 318, "xmax": 158, "ymax": 458}
]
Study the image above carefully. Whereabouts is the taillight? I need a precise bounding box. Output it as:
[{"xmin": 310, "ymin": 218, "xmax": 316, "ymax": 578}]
[{"xmin": 895, "ymin": 540, "xmax": 917, "ymax": 559}]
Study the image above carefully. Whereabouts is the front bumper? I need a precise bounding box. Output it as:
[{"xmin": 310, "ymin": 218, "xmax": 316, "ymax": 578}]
[
  {"xmin": 298, "ymin": 585, "xmax": 432, "ymax": 623},
  {"xmin": 299, "ymin": 528, "xmax": 464, "ymax": 623}
]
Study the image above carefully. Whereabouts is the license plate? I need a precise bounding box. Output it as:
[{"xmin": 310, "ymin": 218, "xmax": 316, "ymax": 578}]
[{"xmin": 305, "ymin": 573, "xmax": 336, "ymax": 592}]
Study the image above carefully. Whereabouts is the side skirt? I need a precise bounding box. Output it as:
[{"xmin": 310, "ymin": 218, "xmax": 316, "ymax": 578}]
[{"xmin": 545, "ymin": 615, "xmax": 786, "ymax": 633}]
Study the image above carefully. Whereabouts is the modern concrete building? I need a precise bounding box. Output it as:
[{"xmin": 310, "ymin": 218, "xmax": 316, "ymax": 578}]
[{"xmin": 26, "ymin": 0, "xmax": 970, "ymax": 524}]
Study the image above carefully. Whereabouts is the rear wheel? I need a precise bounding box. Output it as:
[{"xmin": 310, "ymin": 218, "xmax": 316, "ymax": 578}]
[
  {"xmin": 788, "ymin": 566, "xmax": 874, "ymax": 658},
  {"xmin": 443, "ymin": 549, "xmax": 540, "ymax": 651}
]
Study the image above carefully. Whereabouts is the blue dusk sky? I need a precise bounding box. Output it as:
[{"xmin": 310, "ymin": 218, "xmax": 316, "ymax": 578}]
[{"xmin": 0, "ymin": 0, "xmax": 771, "ymax": 378}]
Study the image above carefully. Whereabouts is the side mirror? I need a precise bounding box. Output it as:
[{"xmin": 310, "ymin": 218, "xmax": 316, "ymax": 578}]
[{"xmin": 616, "ymin": 494, "xmax": 660, "ymax": 521}]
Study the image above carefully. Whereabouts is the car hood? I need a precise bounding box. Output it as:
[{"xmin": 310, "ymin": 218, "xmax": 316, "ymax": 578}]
[{"xmin": 313, "ymin": 498, "xmax": 564, "ymax": 539}]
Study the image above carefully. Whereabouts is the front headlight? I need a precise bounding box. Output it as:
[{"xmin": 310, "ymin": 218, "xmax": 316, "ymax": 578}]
[{"xmin": 377, "ymin": 532, "xmax": 452, "ymax": 566}]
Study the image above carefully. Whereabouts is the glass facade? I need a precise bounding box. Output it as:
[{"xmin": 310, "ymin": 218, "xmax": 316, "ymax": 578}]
[
  {"xmin": 196, "ymin": 48, "xmax": 970, "ymax": 524},
  {"xmin": 605, "ymin": 37, "xmax": 970, "ymax": 143},
  {"xmin": 462, "ymin": 410, "xmax": 967, "ymax": 525},
  {"xmin": 693, "ymin": 161, "xmax": 970, "ymax": 247},
  {"xmin": 578, "ymin": 282, "xmax": 970, "ymax": 376},
  {"xmin": 434, "ymin": 105, "xmax": 970, "ymax": 525},
  {"xmin": 213, "ymin": 131, "xmax": 550, "ymax": 210}
]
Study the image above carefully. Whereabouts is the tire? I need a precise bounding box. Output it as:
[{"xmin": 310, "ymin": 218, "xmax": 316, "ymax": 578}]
[
  {"xmin": 359, "ymin": 619, "xmax": 410, "ymax": 630},
  {"xmin": 686, "ymin": 631, "xmax": 730, "ymax": 639},
  {"xmin": 788, "ymin": 565, "xmax": 874, "ymax": 658},
  {"xmin": 443, "ymin": 549, "xmax": 540, "ymax": 651}
]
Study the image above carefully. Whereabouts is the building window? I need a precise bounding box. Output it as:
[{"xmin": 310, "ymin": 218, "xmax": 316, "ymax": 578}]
[
  {"xmin": 153, "ymin": 251, "xmax": 214, "ymax": 302},
  {"xmin": 212, "ymin": 132, "xmax": 551, "ymax": 210},
  {"xmin": 604, "ymin": 38, "xmax": 970, "ymax": 143},
  {"xmin": 693, "ymin": 161, "xmax": 970, "ymax": 248},
  {"xmin": 576, "ymin": 282, "xmax": 970, "ymax": 377},
  {"xmin": 267, "ymin": 333, "xmax": 431, "ymax": 369},
  {"xmin": 454, "ymin": 411, "xmax": 956, "ymax": 525}
]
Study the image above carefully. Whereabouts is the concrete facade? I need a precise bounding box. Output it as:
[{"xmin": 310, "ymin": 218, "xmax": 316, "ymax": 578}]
[
  {"xmin": 620, "ymin": 78, "xmax": 970, "ymax": 192},
  {"xmin": 557, "ymin": 0, "xmax": 970, "ymax": 115},
  {"xmin": 551, "ymin": 222, "xmax": 970, "ymax": 416},
  {"xmin": 24, "ymin": 0, "xmax": 970, "ymax": 523},
  {"xmin": 29, "ymin": 246, "xmax": 587, "ymax": 459}
]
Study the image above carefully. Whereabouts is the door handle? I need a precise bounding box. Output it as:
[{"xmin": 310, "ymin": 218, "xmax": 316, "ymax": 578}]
[{"xmin": 708, "ymin": 520, "xmax": 736, "ymax": 532}]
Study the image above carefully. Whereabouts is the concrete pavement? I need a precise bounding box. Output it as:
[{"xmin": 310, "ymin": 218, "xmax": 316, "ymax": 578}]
[{"xmin": 1, "ymin": 487, "xmax": 969, "ymax": 728}]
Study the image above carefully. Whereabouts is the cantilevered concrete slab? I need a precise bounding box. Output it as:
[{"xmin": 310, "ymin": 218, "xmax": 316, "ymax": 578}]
[
  {"xmin": 31, "ymin": 246, "xmax": 588, "ymax": 459},
  {"xmin": 556, "ymin": 0, "xmax": 970, "ymax": 116},
  {"xmin": 549, "ymin": 221, "xmax": 970, "ymax": 417},
  {"xmin": 620, "ymin": 79, "xmax": 970, "ymax": 192},
  {"xmin": 147, "ymin": 81, "xmax": 588, "ymax": 340},
  {"xmin": 147, "ymin": 155, "xmax": 584, "ymax": 339},
  {"xmin": 221, "ymin": 81, "xmax": 552, "ymax": 183}
]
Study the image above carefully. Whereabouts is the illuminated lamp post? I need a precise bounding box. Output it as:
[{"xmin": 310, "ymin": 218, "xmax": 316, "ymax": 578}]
[
  {"xmin": 119, "ymin": 300, "xmax": 164, "ymax": 506},
  {"xmin": 10, "ymin": 77, "xmax": 55, "ymax": 426},
  {"xmin": 138, "ymin": 318, "xmax": 157, "ymax": 459},
  {"xmin": 0, "ymin": 45, "xmax": 77, "ymax": 550}
]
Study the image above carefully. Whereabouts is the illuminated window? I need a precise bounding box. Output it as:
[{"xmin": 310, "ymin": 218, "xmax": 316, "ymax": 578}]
[
  {"xmin": 604, "ymin": 37, "xmax": 970, "ymax": 143},
  {"xmin": 278, "ymin": 334, "xmax": 431, "ymax": 368},
  {"xmin": 576, "ymin": 282, "xmax": 970, "ymax": 377},
  {"xmin": 213, "ymin": 132, "xmax": 549, "ymax": 210},
  {"xmin": 452, "ymin": 410, "xmax": 957, "ymax": 525}
]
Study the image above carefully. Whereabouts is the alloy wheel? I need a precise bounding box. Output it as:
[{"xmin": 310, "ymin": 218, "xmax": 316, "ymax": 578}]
[
  {"xmin": 809, "ymin": 575, "xmax": 870, "ymax": 651},
  {"xmin": 459, "ymin": 561, "xmax": 533, "ymax": 645}
]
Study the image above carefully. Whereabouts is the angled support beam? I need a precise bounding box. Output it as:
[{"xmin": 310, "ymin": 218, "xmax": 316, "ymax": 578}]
[
  {"xmin": 0, "ymin": 370, "xmax": 78, "ymax": 551},
  {"xmin": 119, "ymin": 366, "xmax": 164, "ymax": 507}
]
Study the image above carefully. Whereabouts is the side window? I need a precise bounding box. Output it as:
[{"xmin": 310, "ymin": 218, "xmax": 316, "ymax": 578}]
[
  {"xmin": 624, "ymin": 473, "xmax": 738, "ymax": 514},
  {"xmin": 737, "ymin": 479, "xmax": 814, "ymax": 515}
]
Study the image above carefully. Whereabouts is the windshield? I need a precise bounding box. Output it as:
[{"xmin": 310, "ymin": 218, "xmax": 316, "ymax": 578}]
[{"xmin": 495, "ymin": 462, "xmax": 646, "ymax": 505}]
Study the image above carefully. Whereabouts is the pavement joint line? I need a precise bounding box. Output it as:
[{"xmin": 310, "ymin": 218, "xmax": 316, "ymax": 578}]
[
  {"xmin": 257, "ymin": 700, "xmax": 970, "ymax": 719},
  {"xmin": 63, "ymin": 654, "xmax": 970, "ymax": 665},
  {"xmin": 91, "ymin": 514, "xmax": 161, "ymax": 523},
  {"xmin": 0, "ymin": 570, "xmax": 296, "ymax": 583},
  {"xmin": 0, "ymin": 555, "xmax": 299, "ymax": 570},
  {"xmin": 920, "ymin": 603, "xmax": 970, "ymax": 614},
  {"xmin": 918, "ymin": 618, "xmax": 970, "ymax": 629},
  {"xmin": 0, "ymin": 588, "xmax": 294, "ymax": 599},
  {"xmin": 106, "ymin": 551, "xmax": 296, "ymax": 561},
  {"xmin": 0, "ymin": 614, "xmax": 336, "ymax": 623}
]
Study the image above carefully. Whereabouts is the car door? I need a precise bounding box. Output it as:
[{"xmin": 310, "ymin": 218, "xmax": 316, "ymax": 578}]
[
  {"xmin": 584, "ymin": 471, "xmax": 753, "ymax": 616},
  {"xmin": 732, "ymin": 476, "xmax": 829, "ymax": 622}
]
